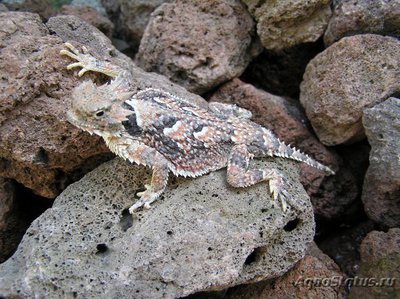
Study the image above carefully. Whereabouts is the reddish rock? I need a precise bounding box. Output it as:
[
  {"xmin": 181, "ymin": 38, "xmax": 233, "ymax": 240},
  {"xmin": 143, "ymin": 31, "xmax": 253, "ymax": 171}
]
[
  {"xmin": 58, "ymin": 5, "xmax": 114, "ymax": 38},
  {"xmin": 225, "ymin": 243, "xmax": 347, "ymax": 299},
  {"xmin": 362, "ymin": 97, "xmax": 400, "ymax": 228},
  {"xmin": 209, "ymin": 79, "xmax": 358, "ymax": 220},
  {"xmin": 0, "ymin": 12, "xmax": 206, "ymax": 198},
  {"xmin": 0, "ymin": 12, "xmax": 113, "ymax": 198},
  {"xmin": 242, "ymin": 0, "xmax": 331, "ymax": 51},
  {"xmin": 136, "ymin": 0, "xmax": 261, "ymax": 94},
  {"xmin": 349, "ymin": 228, "xmax": 400, "ymax": 299},
  {"xmin": 300, "ymin": 34, "xmax": 400, "ymax": 146},
  {"xmin": 324, "ymin": 0, "xmax": 400, "ymax": 46}
]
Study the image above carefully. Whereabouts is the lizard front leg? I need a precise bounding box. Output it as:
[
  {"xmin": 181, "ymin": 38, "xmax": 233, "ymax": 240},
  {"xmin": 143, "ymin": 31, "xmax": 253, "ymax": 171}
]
[
  {"xmin": 106, "ymin": 137, "xmax": 170, "ymax": 213},
  {"xmin": 127, "ymin": 145, "xmax": 169, "ymax": 214},
  {"xmin": 60, "ymin": 42, "xmax": 127, "ymax": 79},
  {"xmin": 227, "ymin": 144, "xmax": 293, "ymax": 212}
]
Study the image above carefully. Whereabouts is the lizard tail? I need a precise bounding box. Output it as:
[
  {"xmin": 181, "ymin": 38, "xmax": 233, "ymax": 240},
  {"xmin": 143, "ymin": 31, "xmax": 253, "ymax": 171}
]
[{"xmin": 273, "ymin": 140, "xmax": 335, "ymax": 175}]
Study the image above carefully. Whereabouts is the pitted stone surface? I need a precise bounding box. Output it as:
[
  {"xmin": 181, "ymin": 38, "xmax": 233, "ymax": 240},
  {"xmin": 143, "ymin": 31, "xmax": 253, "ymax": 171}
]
[
  {"xmin": 243, "ymin": 0, "xmax": 331, "ymax": 51},
  {"xmin": 324, "ymin": 0, "xmax": 400, "ymax": 46},
  {"xmin": 135, "ymin": 0, "xmax": 261, "ymax": 94},
  {"xmin": 300, "ymin": 34, "xmax": 400, "ymax": 146},
  {"xmin": 0, "ymin": 158, "xmax": 314, "ymax": 298}
]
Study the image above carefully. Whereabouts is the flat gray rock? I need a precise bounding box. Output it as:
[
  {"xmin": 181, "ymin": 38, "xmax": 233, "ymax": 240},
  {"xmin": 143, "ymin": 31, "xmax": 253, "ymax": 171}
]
[{"xmin": 0, "ymin": 158, "xmax": 314, "ymax": 298}]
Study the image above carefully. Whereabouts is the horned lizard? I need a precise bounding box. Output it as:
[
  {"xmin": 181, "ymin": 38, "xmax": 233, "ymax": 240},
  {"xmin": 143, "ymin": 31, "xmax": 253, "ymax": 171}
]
[{"xmin": 61, "ymin": 42, "xmax": 334, "ymax": 214}]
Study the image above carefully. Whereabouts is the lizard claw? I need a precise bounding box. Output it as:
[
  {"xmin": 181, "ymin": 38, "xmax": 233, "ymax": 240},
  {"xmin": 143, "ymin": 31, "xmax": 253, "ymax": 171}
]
[
  {"xmin": 60, "ymin": 42, "xmax": 98, "ymax": 77},
  {"xmin": 268, "ymin": 176, "xmax": 292, "ymax": 212},
  {"xmin": 129, "ymin": 184, "xmax": 159, "ymax": 214}
]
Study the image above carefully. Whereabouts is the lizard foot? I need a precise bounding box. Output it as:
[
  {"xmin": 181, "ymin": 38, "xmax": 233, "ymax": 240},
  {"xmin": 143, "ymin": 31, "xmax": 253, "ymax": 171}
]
[
  {"xmin": 268, "ymin": 175, "xmax": 294, "ymax": 212},
  {"xmin": 60, "ymin": 42, "xmax": 99, "ymax": 77},
  {"xmin": 128, "ymin": 184, "xmax": 160, "ymax": 214}
]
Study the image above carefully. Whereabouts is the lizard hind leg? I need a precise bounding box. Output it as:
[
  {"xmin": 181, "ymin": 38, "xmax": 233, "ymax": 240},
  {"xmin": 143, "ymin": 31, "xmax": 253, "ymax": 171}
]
[{"xmin": 227, "ymin": 144, "xmax": 294, "ymax": 212}]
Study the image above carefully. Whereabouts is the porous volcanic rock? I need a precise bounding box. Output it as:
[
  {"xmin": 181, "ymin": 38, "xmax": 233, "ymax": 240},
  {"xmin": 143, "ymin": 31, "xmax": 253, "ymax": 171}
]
[
  {"xmin": 242, "ymin": 0, "xmax": 331, "ymax": 51},
  {"xmin": 324, "ymin": 0, "xmax": 400, "ymax": 46},
  {"xmin": 300, "ymin": 34, "xmax": 400, "ymax": 146},
  {"xmin": 362, "ymin": 97, "xmax": 400, "ymax": 228},
  {"xmin": 225, "ymin": 243, "xmax": 347, "ymax": 299},
  {"xmin": 136, "ymin": 0, "xmax": 261, "ymax": 94},
  {"xmin": 0, "ymin": 157, "xmax": 315, "ymax": 298},
  {"xmin": 0, "ymin": 12, "xmax": 206, "ymax": 198},
  {"xmin": 349, "ymin": 228, "xmax": 400, "ymax": 299},
  {"xmin": 210, "ymin": 79, "xmax": 358, "ymax": 220},
  {"xmin": 58, "ymin": 4, "xmax": 114, "ymax": 38}
]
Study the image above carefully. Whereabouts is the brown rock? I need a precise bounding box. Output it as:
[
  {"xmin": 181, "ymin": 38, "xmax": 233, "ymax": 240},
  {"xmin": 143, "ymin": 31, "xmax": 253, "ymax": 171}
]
[
  {"xmin": 136, "ymin": 0, "xmax": 261, "ymax": 94},
  {"xmin": 324, "ymin": 0, "xmax": 400, "ymax": 46},
  {"xmin": 209, "ymin": 79, "xmax": 359, "ymax": 220},
  {"xmin": 225, "ymin": 243, "xmax": 347, "ymax": 299},
  {"xmin": 0, "ymin": 12, "xmax": 207, "ymax": 198},
  {"xmin": 242, "ymin": 0, "xmax": 331, "ymax": 51},
  {"xmin": 300, "ymin": 34, "xmax": 400, "ymax": 146},
  {"xmin": 349, "ymin": 228, "xmax": 400, "ymax": 299},
  {"xmin": 362, "ymin": 97, "xmax": 400, "ymax": 228},
  {"xmin": 58, "ymin": 5, "xmax": 114, "ymax": 38},
  {"xmin": 0, "ymin": 12, "xmax": 113, "ymax": 198}
]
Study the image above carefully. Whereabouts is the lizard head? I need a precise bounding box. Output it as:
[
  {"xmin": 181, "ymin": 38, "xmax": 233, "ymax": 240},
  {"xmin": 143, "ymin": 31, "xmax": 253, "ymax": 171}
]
[{"xmin": 67, "ymin": 80, "xmax": 134, "ymax": 136}]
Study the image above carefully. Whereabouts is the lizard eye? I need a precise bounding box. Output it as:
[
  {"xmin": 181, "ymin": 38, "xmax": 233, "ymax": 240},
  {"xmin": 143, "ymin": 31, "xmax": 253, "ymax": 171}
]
[{"xmin": 95, "ymin": 110, "xmax": 105, "ymax": 117}]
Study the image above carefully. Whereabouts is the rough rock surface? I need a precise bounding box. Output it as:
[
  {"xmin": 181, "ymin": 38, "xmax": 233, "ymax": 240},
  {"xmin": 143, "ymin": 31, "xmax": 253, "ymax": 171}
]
[
  {"xmin": 241, "ymin": 41, "xmax": 324, "ymax": 98},
  {"xmin": 226, "ymin": 243, "xmax": 347, "ymax": 299},
  {"xmin": 242, "ymin": 0, "xmax": 331, "ymax": 51},
  {"xmin": 0, "ymin": 12, "xmax": 206, "ymax": 198},
  {"xmin": 300, "ymin": 34, "xmax": 400, "ymax": 146},
  {"xmin": 0, "ymin": 12, "xmax": 113, "ymax": 198},
  {"xmin": 0, "ymin": 157, "xmax": 315, "ymax": 298},
  {"xmin": 324, "ymin": 0, "xmax": 400, "ymax": 46},
  {"xmin": 349, "ymin": 228, "xmax": 400, "ymax": 299},
  {"xmin": 136, "ymin": 0, "xmax": 261, "ymax": 94},
  {"xmin": 362, "ymin": 97, "xmax": 400, "ymax": 228},
  {"xmin": 58, "ymin": 5, "xmax": 114, "ymax": 38},
  {"xmin": 209, "ymin": 79, "xmax": 358, "ymax": 220}
]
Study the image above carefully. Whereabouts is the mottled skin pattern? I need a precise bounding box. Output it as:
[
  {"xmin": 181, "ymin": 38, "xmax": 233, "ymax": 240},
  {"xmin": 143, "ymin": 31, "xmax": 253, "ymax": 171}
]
[{"xmin": 61, "ymin": 43, "xmax": 334, "ymax": 214}]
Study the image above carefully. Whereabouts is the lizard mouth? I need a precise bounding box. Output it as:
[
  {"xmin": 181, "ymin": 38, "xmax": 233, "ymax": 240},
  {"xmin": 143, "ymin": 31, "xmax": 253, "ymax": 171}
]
[{"xmin": 66, "ymin": 111, "xmax": 100, "ymax": 136}]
